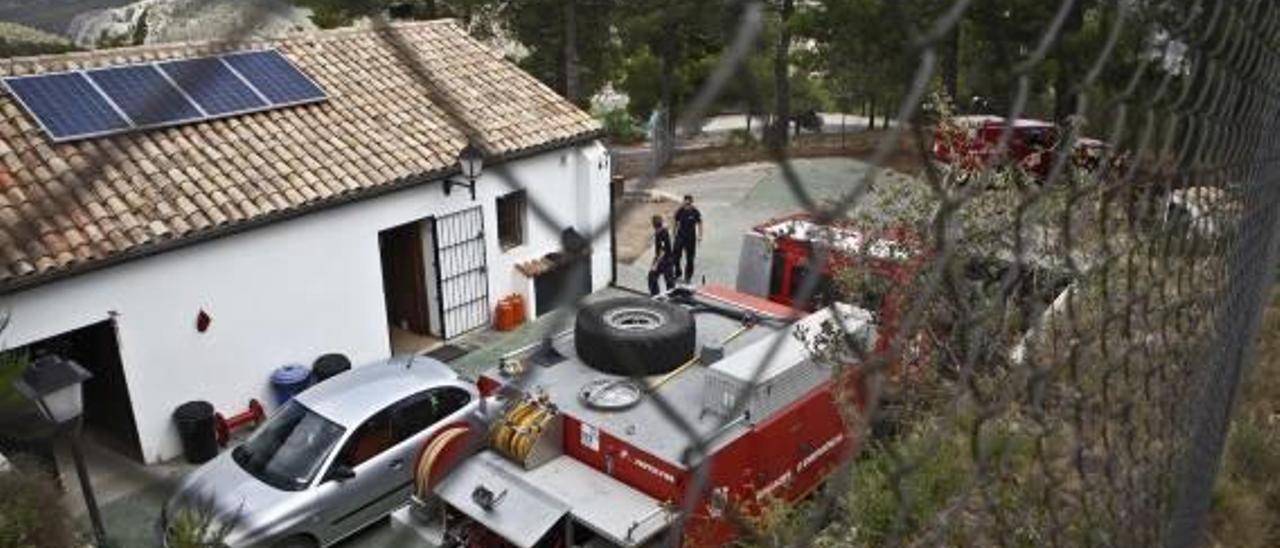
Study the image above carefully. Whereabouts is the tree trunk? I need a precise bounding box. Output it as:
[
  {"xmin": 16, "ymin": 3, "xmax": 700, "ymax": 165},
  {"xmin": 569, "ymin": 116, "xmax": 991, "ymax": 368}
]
[
  {"xmin": 657, "ymin": 25, "xmax": 677, "ymax": 166},
  {"xmin": 943, "ymin": 24, "xmax": 960, "ymax": 103},
  {"xmin": 868, "ymin": 101, "xmax": 876, "ymax": 131},
  {"xmin": 563, "ymin": 0, "xmax": 580, "ymax": 104},
  {"xmin": 770, "ymin": 0, "xmax": 794, "ymax": 148},
  {"xmin": 1054, "ymin": 1, "xmax": 1087, "ymax": 122}
]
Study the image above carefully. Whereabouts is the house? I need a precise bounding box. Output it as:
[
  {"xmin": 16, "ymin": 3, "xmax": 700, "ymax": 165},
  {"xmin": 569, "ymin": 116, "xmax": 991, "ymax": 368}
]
[{"xmin": 0, "ymin": 20, "xmax": 612, "ymax": 464}]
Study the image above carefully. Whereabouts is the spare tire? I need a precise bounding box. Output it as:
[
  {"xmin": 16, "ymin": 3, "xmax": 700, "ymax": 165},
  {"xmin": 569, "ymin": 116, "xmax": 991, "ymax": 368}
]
[{"xmin": 575, "ymin": 297, "xmax": 696, "ymax": 376}]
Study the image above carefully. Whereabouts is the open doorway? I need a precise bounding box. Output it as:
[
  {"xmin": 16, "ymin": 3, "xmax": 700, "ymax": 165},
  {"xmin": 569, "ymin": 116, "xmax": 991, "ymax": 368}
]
[
  {"xmin": 19, "ymin": 320, "xmax": 143, "ymax": 462},
  {"xmin": 379, "ymin": 220, "xmax": 441, "ymax": 355}
]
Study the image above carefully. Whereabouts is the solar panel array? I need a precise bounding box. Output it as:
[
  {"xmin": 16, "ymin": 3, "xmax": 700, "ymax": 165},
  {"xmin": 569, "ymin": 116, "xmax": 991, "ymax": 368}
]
[{"xmin": 2, "ymin": 49, "xmax": 327, "ymax": 143}]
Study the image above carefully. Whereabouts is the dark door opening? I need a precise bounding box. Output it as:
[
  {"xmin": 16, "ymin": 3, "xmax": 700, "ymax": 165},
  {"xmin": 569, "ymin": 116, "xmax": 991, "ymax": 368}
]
[
  {"xmin": 535, "ymin": 254, "xmax": 592, "ymax": 317},
  {"xmin": 20, "ymin": 320, "xmax": 143, "ymax": 462},
  {"xmin": 379, "ymin": 221, "xmax": 436, "ymax": 354}
]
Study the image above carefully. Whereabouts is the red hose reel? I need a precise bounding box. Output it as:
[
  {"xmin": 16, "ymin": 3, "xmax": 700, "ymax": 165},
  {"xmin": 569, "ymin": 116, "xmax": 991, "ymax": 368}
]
[{"xmin": 214, "ymin": 399, "xmax": 265, "ymax": 446}]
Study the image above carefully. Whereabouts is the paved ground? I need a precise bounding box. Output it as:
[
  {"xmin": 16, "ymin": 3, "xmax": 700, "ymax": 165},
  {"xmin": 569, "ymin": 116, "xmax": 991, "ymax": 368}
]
[
  {"xmin": 617, "ymin": 157, "xmax": 922, "ymax": 293},
  {"xmin": 698, "ymin": 112, "xmax": 883, "ymax": 135}
]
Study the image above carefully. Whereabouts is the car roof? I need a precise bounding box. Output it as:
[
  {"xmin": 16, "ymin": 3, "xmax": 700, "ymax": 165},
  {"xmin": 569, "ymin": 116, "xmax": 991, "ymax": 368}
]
[{"xmin": 295, "ymin": 355, "xmax": 461, "ymax": 426}]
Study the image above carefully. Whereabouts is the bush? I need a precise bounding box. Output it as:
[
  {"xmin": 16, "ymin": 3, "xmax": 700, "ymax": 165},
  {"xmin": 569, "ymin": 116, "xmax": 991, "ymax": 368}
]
[
  {"xmin": 726, "ymin": 128, "xmax": 758, "ymax": 148},
  {"xmin": 599, "ymin": 109, "xmax": 645, "ymax": 145},
  {"xmin": 0, "ymin": 465, "xmax": 78, "ymax": 548}
]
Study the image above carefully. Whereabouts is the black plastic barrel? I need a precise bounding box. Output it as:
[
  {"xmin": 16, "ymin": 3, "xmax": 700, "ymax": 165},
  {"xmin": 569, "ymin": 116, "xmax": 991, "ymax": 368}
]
[
  {"xmin": 172, "ymin": 401, "xmax": 218, "ymax": 464},
  {"xmin": 312, "ymin": 353, "xmax": 352, "ymax": 383}
]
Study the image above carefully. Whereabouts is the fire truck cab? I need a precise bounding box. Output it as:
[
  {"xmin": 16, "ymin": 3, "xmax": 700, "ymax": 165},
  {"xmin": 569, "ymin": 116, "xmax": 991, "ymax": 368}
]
[
  {"xmin": 391, "ymin": 287, "xmax": 875, "ymax": 548},
  {"xmin": 735, "ymin": 213, "xmax": 930, "ymax": 377},
  {"xmin": 932, "ymin": 115, "xmax": 1108, "ymax": 177}
]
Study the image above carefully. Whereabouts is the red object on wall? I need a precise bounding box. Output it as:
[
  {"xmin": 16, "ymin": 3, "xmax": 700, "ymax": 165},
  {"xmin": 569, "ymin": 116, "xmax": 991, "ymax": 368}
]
[{"xmin": 196, "ymin": 309, "xmax": 212, "ymax": 332}]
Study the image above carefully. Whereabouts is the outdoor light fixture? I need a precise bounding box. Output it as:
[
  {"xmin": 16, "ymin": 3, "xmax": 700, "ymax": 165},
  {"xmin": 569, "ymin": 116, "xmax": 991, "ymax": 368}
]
[
  {"xmin": 445, "ymin": 142, "xmax": 484, "ymax": 200},
  {"xmin": 14, "ymin": 355, "xmax": 107, "ymax": 545}
]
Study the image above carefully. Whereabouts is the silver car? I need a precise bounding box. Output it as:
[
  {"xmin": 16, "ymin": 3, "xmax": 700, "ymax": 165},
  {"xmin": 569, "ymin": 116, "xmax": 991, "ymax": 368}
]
[{"xmin": 161, "ymin": 356, "xmax": 480, "ymax": 547}]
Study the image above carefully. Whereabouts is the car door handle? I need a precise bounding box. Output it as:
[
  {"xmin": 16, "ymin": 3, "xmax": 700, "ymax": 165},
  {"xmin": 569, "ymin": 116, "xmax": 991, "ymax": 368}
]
[{"xmin": 389, "ymin": 458, "xmax": 404, "ymax": 470}]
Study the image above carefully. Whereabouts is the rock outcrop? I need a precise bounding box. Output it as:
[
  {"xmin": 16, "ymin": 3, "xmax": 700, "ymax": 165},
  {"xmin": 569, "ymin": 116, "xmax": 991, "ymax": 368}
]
[{"xmin": 68, "ymin": 0, "xmax": 315, "ymax": 48}]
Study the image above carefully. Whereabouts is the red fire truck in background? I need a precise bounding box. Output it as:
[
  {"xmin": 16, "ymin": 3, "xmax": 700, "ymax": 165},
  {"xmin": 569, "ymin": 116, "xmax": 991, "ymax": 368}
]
[{"xmin": 932, "ymin": 115, "xmax": 1109, "ymax": 178}]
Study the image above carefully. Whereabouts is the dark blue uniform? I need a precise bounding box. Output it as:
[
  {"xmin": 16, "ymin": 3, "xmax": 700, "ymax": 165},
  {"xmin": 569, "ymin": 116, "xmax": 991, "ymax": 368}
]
[
  {"xmin": 648, "ymin": 225, "xmax": 676, "ymax": 295},
  {"xmin": 673, "ymin": 205, "xmax": 701, "ymax": 283}
]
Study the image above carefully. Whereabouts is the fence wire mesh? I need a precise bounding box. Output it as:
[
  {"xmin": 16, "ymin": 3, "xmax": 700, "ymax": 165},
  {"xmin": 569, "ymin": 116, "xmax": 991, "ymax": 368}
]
[{"xmin": 5, "ymin": 0, "xmax": 1280, "ymax": 546}]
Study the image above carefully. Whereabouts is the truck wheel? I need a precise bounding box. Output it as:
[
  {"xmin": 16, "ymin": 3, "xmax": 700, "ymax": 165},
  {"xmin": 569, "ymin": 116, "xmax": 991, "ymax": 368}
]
[{"xmin": 575, "ymin": 297, "xmax": 696, "ymax": 376}]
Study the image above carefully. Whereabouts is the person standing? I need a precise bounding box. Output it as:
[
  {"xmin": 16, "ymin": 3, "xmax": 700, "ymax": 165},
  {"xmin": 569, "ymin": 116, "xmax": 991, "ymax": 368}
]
[
  {"xmin": 648, "ymin": 215, "xmax": 676, "ymax": 295},
  {"xmin": 672, "ymin": 194, "xmax": 703, "ymax": 284}
]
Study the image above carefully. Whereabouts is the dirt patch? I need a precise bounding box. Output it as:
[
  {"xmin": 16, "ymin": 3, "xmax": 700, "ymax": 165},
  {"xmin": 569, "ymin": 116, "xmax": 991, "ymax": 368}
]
[{"xmin": 615, "ymin": 194, "xmax": 679, "ymax": 264}]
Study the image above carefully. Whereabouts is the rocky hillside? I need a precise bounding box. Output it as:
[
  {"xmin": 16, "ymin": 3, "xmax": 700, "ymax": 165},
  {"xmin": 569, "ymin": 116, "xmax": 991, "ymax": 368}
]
[
  {"xmin": 67, "ymin": 0, "xmax": 315, "ymax": 48},
  {"xmin": 0, "ymin": 20, "xmax": 78, "ymax": 56}
]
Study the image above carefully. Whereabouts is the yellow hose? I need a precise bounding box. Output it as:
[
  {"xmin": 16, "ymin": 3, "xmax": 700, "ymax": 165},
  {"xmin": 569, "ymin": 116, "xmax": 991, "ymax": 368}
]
[
  {"xmin": 414, "ymin": 426, "xmax": 468, "ymax": 499},
  {"xmin": 489, "ymin": 395, "xmax": 557, "ymax": 462}
]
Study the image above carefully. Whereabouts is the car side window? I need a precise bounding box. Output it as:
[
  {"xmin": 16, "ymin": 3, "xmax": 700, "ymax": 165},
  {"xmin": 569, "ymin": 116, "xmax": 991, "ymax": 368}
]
[
  {"xmin": 334, "ymin": 410, "xmax": 393, "ymax": 469},
  {"xmin": 389, "ymin": 387, "xmax": 471, "ymax": 444}
]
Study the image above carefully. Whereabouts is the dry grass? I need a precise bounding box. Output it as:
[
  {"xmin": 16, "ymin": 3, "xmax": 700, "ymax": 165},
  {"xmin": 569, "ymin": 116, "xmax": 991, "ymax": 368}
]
[
  {"xmin": 1208, "ymin": 288, "xmax": 1280, "ymax": 548},
  {"xmin": 614, "ymin": 195, "xmax": 679, "ymax": 264}
]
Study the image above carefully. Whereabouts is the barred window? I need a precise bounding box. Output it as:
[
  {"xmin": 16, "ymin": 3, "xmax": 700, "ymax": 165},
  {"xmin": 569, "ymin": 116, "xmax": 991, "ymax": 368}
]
[{"xmin": 497, "ymin": 190, "xmax": 526, "ymax": 250}]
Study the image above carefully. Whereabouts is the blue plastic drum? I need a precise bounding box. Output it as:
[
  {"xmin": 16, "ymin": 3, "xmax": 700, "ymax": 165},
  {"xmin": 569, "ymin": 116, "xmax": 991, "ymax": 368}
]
[{"xmin": 270, "ymin": 364, "xmax": 312, "ymax": 405}]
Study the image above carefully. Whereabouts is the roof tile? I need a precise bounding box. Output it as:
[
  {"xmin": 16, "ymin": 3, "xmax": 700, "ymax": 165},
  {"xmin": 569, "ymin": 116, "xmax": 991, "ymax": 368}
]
[{"xmin": 0, "ymin": 20, "xmax": 599, "ymax": 289}]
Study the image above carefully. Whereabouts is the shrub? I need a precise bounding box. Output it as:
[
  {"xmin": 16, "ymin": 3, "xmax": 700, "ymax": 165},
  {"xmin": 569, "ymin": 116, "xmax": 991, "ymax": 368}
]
[
  {"xmin": 599, "ymin": 109, "xmax": 645, "ymax": 145},
  {"xmin": 0, "ymin": 464, "xmax": 78, "ymax": 548},
  {"xmin": 726, "ymin": 128, "xmax": 758, "ymax": 148}
]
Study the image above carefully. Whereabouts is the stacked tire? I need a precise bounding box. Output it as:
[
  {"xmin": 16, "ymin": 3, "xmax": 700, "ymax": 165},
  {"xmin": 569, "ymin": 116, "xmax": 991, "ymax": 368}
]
[{"xmin": 574, "ymin": 297, "xmax": 696, "ymax": 377}]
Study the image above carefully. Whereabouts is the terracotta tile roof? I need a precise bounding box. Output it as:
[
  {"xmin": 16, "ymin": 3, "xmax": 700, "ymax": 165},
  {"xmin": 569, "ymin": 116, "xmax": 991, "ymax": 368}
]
[{"xmin": 0, "ymin": 20, "xmax": 601, "ymax": 291}]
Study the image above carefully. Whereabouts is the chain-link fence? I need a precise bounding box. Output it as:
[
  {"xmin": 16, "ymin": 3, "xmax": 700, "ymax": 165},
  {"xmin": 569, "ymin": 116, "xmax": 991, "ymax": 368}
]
[{"xmin": 7, "ymin": 0, "xmax": 1279, "ymax": 546}]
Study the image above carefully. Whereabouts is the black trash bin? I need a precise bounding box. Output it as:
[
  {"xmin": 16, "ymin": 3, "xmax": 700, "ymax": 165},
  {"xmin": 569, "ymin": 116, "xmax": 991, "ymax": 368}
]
[
  {"xmin": 312, "ymin": 353, "xmax": 352, "ymax": 383},
  {"xmin": 173, "ymin": 401, "xmax": 218, "ymax": 464}
]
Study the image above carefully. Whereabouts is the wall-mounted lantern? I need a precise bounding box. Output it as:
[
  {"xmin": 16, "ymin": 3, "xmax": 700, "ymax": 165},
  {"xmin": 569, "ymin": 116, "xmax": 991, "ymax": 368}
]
[{"xmin": 444, "ymin": 142, "xmax": 484, "ymax": 201}]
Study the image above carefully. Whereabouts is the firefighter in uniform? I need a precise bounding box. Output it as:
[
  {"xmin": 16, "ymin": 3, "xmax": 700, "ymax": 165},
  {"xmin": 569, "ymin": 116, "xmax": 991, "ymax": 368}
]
[
  {"xmin": 648, "ymin": 215, "xmax": 676, "ymax": 295},
  {"xmin": 672, "ymin": 194, "xmax": 703, "ymax": 284}
]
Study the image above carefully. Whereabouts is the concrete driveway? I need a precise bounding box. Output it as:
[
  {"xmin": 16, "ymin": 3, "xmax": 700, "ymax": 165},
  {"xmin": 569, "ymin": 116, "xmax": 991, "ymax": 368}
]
[{"xmin": 617, "ymin": 157, "xmax": 924, "ymax": 292}]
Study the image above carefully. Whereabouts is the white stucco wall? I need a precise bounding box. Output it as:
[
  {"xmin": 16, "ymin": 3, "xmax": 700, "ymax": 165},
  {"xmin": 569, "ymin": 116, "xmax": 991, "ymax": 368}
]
[{"xmin": 0, "ymin": 141, "xmax": 612, "ymax": 463}]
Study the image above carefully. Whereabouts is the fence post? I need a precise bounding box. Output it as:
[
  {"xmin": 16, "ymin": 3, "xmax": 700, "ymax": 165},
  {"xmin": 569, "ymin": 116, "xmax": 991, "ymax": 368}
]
[{"xmin": 1163, "ymin": 118, "xmax": 1280, "ymax": 547}]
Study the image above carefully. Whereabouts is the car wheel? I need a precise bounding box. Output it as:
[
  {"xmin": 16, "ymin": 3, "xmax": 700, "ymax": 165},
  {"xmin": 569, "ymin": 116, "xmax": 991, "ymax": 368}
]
[
  {"xmin": 272, "ymin": 535, "xmax": 317, "ymax": 548},
  {"xmin": 574, "ymin": 297, "xmax": 696, "ymax": 376}
]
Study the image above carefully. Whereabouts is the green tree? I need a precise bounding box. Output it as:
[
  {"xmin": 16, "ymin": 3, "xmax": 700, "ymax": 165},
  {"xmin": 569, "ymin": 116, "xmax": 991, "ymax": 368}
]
[{"xmin": 507, "ymin": 0, "xmax": 619, "ymax": 106}]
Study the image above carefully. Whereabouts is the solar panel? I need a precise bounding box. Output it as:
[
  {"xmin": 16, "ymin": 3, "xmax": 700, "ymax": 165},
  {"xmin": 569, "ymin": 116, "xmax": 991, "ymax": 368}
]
[
  {"xmin": 222, "ymin": 51, "xmax": 327, "ymax": 105},
  {"xmin": 87, "ymin": 65, "xmax": 204, "ymax": 127},
  {"xmin": 3, "ymin": 72, "xmax": 131, "ymax": 141},
  {"xmin": 160, "ymin": 57, "xmax": 268, "ymax": 116},
  {"xmin": 4, "ymin": 49, "xmax": 325, "ymax": 143}
]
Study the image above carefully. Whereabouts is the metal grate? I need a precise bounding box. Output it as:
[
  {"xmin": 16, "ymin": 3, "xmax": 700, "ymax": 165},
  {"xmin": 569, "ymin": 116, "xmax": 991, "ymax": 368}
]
[{"xmin": 434, "ymin": 206, "xmax": 490, "ymax": 339}]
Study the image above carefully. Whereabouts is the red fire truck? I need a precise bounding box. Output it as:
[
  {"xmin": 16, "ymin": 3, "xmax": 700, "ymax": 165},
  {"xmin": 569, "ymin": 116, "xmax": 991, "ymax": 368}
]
[
  {"xmin": 393, "ymin": 286, "xmax": 875, "ymax": 548},
  {"xmin": 932, "ymin": 115, "xmax": 1109, "ymax": 178},
  {"xmin": 735, "ymin": 213, "xmax": 932, "ymax": 381}
]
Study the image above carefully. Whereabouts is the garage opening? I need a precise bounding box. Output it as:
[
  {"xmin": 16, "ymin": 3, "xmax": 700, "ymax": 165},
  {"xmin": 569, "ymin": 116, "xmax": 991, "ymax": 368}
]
[
  {"xmin": 379, "ymin": 220, "xmax": 442, "ymax": 355},
  {"xmin": 11, "ymin": 320, "xmax": 143, "ymax": 462}
]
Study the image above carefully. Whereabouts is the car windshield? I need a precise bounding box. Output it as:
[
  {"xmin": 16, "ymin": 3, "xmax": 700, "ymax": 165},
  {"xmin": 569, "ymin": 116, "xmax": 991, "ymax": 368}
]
[{"xmin": 232, "ymin": 401, "xmax": 344, "ymax": 491}]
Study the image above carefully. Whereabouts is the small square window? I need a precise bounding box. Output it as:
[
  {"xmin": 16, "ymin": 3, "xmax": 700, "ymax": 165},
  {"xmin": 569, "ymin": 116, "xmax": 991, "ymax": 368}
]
[{"xmin": 497, "ymin": 190, "xmax": 526, "ymax": 250}]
